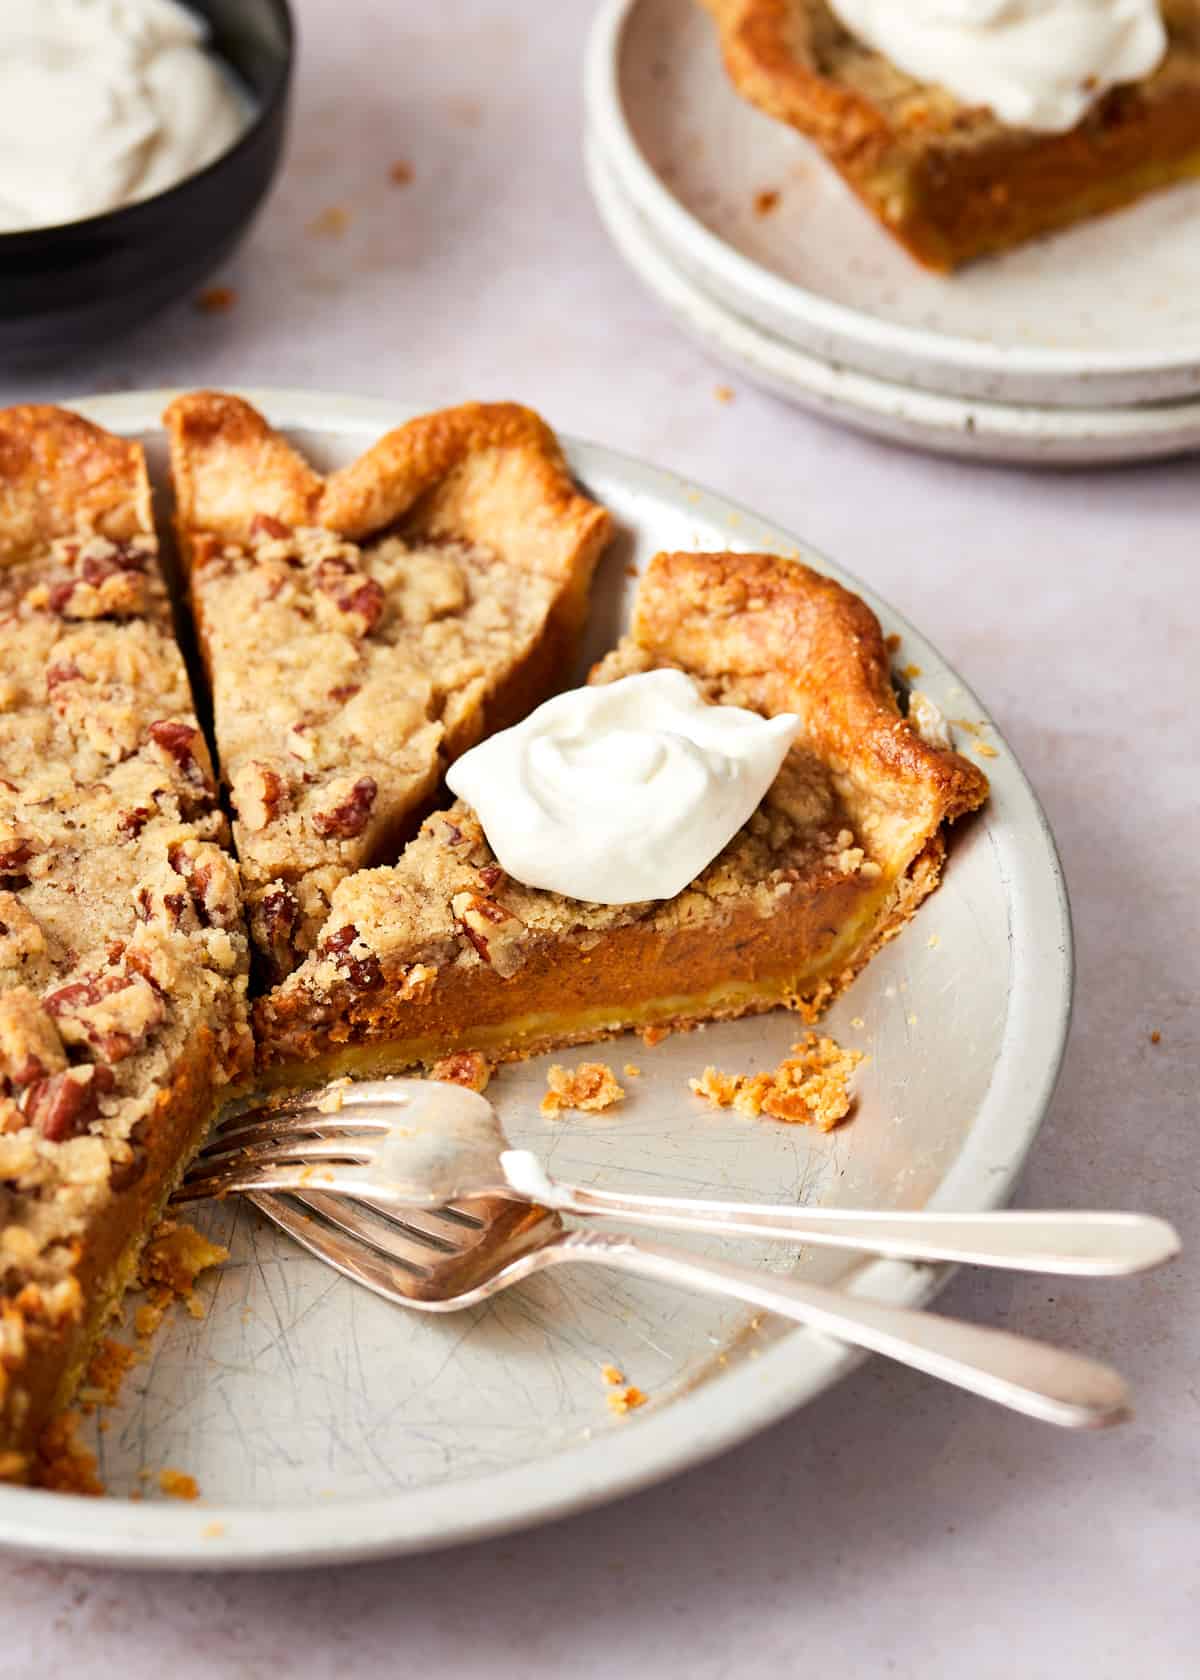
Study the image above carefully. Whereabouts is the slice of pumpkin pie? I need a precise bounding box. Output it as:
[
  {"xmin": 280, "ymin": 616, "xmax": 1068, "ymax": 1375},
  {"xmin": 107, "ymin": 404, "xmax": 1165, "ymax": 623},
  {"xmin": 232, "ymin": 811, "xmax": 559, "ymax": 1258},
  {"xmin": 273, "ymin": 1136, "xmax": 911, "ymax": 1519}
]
[
  {"xmin": 700, "ymin": 0, "xmax": 1200, "ymax": 270},
  {"xmin": 165, "ymin": 394, "xmax": 612, "ymax": 979},
  {"xmin": 255, "ymin": 550, "xmax": 987, "ymax": 1076},
  {"xmin": 0, "ymin": 407, "xmax": 251, "ymax": 1480}
]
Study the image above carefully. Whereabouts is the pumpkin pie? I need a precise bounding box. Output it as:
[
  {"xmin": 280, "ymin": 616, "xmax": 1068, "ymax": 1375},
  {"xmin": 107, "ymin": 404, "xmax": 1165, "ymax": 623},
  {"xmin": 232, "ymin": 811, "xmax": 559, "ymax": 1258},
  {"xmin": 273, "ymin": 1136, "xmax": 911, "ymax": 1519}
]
[
  {"xmin": 700, "ymin": 0, "xmax": 1200, "ymax": 269},
  {"xmin": 165, "ymin": 393, "xmax": 613, "ymax": 978},
  {"xmin": 255, "ymin": 550, "xmax": 988, "ymax": 1076},
  {"xmin": 0, "ymin": 408, "xmax": 251, "ymax": 1480}
]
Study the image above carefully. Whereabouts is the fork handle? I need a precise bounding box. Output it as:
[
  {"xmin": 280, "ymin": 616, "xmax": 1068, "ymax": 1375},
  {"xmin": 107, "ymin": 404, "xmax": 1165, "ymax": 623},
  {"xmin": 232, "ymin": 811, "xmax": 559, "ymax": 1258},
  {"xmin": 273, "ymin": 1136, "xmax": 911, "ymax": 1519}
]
[
  {"xmin": 555, "ymin": 1230, "xmax": 1130, "ymax": 1428},
  {"xmin": 524, "ymin": 1174, "xmax": 1179, "ymax": 1280}
]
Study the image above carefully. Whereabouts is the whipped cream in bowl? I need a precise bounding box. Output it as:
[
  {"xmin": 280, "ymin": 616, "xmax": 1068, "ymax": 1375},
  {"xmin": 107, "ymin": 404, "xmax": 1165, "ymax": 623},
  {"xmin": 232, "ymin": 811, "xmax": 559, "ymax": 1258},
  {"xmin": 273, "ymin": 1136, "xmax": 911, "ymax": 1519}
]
[
  {"xmin": 0, "ymin": 0, "xmax": 252, "ymax": 233},
  {"xmin": 446, "ymin": 669, "xmax": 801, "ymax": 905},
  {"xmin": 828, "ymin": 0, "xmax": 1167, "ymax": 132}
]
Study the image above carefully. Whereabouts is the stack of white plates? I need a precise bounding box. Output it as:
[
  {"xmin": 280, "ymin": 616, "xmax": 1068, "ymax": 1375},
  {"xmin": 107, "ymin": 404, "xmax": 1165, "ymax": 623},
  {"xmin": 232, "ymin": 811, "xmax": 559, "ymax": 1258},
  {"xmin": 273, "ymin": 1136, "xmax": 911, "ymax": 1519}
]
[{"xmin": 584, "ymin": 0, "xmax": 1200, "ymax": 465}]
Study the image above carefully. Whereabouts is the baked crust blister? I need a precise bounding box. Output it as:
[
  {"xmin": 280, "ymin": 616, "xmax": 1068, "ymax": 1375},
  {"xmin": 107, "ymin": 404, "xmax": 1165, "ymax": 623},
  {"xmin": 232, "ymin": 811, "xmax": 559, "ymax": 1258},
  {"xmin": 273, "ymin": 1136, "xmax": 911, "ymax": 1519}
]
[
  {"xmin": 0, "ymin": 407, "xmax": 252, "ymax": 1481},
  {"xmin": 255, "ymin": 550, "xmax": 988, "ymax": 1074},
  {"xmin": 700, "ymin": 0, "xmax": 1200, "ymax": 268},
  {"xmin": 165, "ymin": 393, "xmax": 614, "ymax": 976}
]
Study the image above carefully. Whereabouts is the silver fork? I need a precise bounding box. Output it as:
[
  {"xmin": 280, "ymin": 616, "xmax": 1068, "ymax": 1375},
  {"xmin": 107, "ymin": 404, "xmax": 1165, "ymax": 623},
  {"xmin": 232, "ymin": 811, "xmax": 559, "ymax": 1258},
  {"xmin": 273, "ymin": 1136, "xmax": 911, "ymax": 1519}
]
[
  {"xmin": 240, "ymin": 1187, "xmax": 1133, "ymax": 1429},
  {"xmin": 174, "ymin": 1080, "xmax": 1180, "ymax": 1277}
]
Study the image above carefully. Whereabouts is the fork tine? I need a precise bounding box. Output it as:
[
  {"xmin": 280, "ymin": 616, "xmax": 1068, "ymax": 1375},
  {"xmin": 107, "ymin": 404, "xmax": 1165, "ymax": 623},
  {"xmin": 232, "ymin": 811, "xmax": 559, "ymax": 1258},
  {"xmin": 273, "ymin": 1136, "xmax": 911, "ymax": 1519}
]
[
  {"xmin": 194, "ymin": 1133, "xmax": 378, "ymax": 1169},
  {"xmin": 207, "ymin": 1111, "xmax": 392, "ymax": 1154},
  {"xmin": 285, "ymin": 1192, "xmax": 472, "ymax": 1267},
  {"xmin": 173, "ymin": 1159, "xmax": 388, "ymax": 1204},
  {"xmin": 248, "ymin": 1193, "xmax": 457, "ymax": 1308},
  {"xmin": 217, "ymin": 1080, "xmax": 424, "ymax": 1135}
]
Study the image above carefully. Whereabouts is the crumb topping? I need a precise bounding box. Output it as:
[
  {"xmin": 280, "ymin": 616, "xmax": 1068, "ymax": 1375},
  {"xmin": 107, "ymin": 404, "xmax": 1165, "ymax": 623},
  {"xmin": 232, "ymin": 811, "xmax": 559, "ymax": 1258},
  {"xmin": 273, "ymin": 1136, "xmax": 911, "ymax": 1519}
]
[
  {"xmin": 430, "ymin": 1050, "xmax": 492, "ymax": 1093},
  {"xmin": 0, "ymin": 529, "xmax": 250, "ymax": 1434},
  {"xmin": 540, "ymin": 1062, "xmax": 626, "ymax": 1116},
  {"xmin": 690, "ymin": 1033, "xmax": 863, "ymax": 1129},
  {"xmin": 158, "ymin": 1466, "xmax": 200, "ymax": 1500},
  {"xmin": 193, "ymin": 522, "xmax": 571, "ymax": 973}
]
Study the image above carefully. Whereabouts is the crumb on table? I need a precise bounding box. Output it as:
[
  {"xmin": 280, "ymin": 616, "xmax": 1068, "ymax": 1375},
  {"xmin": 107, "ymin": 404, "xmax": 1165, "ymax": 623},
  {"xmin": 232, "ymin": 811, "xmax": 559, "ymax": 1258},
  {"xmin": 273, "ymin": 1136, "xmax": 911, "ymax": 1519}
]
[
  {"xmin": 431, "ymin": 1050, "xmax": 493, "ymax": 1093},
  {"xmin": 195, "ymin": 285, "xmax": 237, "ymax": 314},
  {"xmin": 308, "ymin": 205, "xmax": 351, "ymax": 237},
  {"xmin": 641, "ymin": 1024, "xmax": 672, "ymax": 1049},
  {"xmin": 752, "ymin": 188, "xmax": 780, "ymax": 216},
  {"xmin": 1150, "ymin": 1030, "xmax": 1162, "ymax": 1045},
  {"xmin": 601, "ymin": 1363, "xmax": 624, "ymax": 1386},
  {"xmin": 389, "ymin": 160, "xmax": 414, "ymax": 185},
  {"xmin": 202, "ymin": 1520, "xmax": 227, "ymax": 1540},
  {"xmin": 136, "ymin": 1219, "xmax": 229, "ymax": 1332},
  {"xmin": 607, "ymin": 1386, "xmax": 647, "ymax": 1416},
  {"xmin": 158, "ymin": 1468, "xmax": 200, "ymax": 1502},
  {"xmin": 541, "ymin": 1062, "xmax": 625, "ymax": 1117},
  {"xmin": 689, "ymin": 1033, "xmax": 864, "ymax": 1130},
  {"xmin": 713, "ymin": 384, "xmax": 735, "ymax": 404},
  {"xmin": 623, "ymin": 1064, "xmax": 641, "ymax": 1078}
]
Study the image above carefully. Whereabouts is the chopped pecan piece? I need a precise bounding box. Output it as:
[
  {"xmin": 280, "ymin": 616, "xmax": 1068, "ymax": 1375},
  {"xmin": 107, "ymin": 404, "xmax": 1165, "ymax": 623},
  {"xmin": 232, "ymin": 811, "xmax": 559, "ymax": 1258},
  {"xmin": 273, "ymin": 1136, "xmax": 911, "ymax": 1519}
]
[
  {"xmin": 22, "ymin": 1065, "xmax": 114, "ymax": 1144},
  {"xmin": 320, "ymin": 923, "xmax": 383, "ymax": 992},
  {"xmin": 233, "ymin": 761, "xmax": 287, "ymax": 832},
  {"xmin": 117, "ymin": 805, "xmax": 154, "ymax": 838},
  {"xmin": 451, "ymin": 892, "xmax": 527, "ymax": 979},
  {"xmin": 250, "ymin": 513, "xmax": 294, "ymax": 541},
  {"xmin": 47, "ymin": 540, "xmax": 149, "ymax": 620},
  {"xmin": 313, "ymin": 555, "xmax": 385, "ymax": 636},
  {"xmin": 0, "ymin": 988, "xmax": 67, "ymax": 1088},
  {"xmin": 45, "ymin": 970, "xmax": 166, "ymax": 1063},
  {"xmin": 147, "ymin": 720, "xmax": 212, "ymax": 789},
  {"xmin": 0, "ymin": 834, "xmax": 34, "ymax": 890},
  {"xmin": 477, "ymin": 864, "xmax": 505, "ymax": 892},
  {"xmin": 167, "ymin": 840, "xmax": 241, "ymax": 929},
  {"xmin": 310, "ymin": 776, "xmax": 378, "ymax": 841},
  {"xmin": 253, "ymin": 883, "xmax": 300, "ymax": 971}
]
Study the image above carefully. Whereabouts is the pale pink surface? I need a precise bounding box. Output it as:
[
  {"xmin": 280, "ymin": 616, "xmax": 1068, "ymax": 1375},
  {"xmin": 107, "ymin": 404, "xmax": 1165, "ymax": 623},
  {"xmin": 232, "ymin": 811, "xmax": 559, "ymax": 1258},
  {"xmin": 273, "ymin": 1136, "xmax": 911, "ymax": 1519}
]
[{"xmin": 1, "ymin": 0, "xmax": 1194, "ymax": 1673}]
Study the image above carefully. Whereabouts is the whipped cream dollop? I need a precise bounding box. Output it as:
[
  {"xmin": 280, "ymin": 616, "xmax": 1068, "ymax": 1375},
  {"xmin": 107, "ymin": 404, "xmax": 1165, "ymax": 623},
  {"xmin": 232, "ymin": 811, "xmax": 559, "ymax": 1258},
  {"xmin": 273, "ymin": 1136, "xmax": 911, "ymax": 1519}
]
[
  {"xmin": 828, "ymin": 0, "xmax": 1166, "ymax": 132},
  {"xmin": 0, "ymin": 0, "xmax": 250, "ymax": 233},
  {"xmin": 446, "ymin": 669, "xmax": 801, "ymax": 905}
]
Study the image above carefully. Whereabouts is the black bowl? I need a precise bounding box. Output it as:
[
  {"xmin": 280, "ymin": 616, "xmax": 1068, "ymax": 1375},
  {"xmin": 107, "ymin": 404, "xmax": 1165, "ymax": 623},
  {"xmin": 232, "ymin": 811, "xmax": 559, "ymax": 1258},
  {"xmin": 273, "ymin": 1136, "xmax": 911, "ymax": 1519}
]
[{"xmin": 0, "ymin": 0, "xmax": 294, "ymax": 367}]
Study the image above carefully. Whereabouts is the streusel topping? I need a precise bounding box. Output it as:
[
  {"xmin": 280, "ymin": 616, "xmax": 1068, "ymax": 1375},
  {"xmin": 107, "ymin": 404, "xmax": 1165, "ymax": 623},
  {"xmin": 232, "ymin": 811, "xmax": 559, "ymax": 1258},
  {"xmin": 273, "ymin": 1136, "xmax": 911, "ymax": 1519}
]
[
  {"xmin": 194, "ymin": 521, "xmax": 567, "ymax": 973},
  {"xmin": 265, "ymin": 634, "xmax": 880, "ymax": 1036},
  {"xmin": 0, "ymin": 533, "xmax": 250, "ymax": 1324}
]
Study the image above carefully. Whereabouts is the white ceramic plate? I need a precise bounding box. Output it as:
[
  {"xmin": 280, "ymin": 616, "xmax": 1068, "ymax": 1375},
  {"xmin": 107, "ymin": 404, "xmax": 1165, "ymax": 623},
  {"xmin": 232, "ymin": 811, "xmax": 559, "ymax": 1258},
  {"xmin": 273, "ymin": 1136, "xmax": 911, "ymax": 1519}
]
[
  {"xmin": 587, "ymin": 137, "xmax": 1200, "ymax": 465},
  {"xmin": 587, "ymin": 0, "xmax": 1200, "ymax": 408},
  {"xmin": 0, "ymin": 389, "xmax": 1071, "ymax": 1570}
]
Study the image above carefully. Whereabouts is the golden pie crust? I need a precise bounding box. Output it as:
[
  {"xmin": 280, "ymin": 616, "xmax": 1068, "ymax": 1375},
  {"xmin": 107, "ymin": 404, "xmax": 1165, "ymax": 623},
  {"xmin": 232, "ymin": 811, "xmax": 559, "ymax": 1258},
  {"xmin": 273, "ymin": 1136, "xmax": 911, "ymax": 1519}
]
[{"xmin": 700, "ymin": 0, "xmax": 1200, "ymax": 269}]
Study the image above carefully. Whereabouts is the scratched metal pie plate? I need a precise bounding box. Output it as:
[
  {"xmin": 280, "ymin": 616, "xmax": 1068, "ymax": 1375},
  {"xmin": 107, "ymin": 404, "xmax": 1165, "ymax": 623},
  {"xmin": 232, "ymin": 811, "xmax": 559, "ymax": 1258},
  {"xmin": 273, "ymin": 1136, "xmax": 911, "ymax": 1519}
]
[{"xmin": 0, "ymin": 389, "xmax": 1072, "ymax": 1569}]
